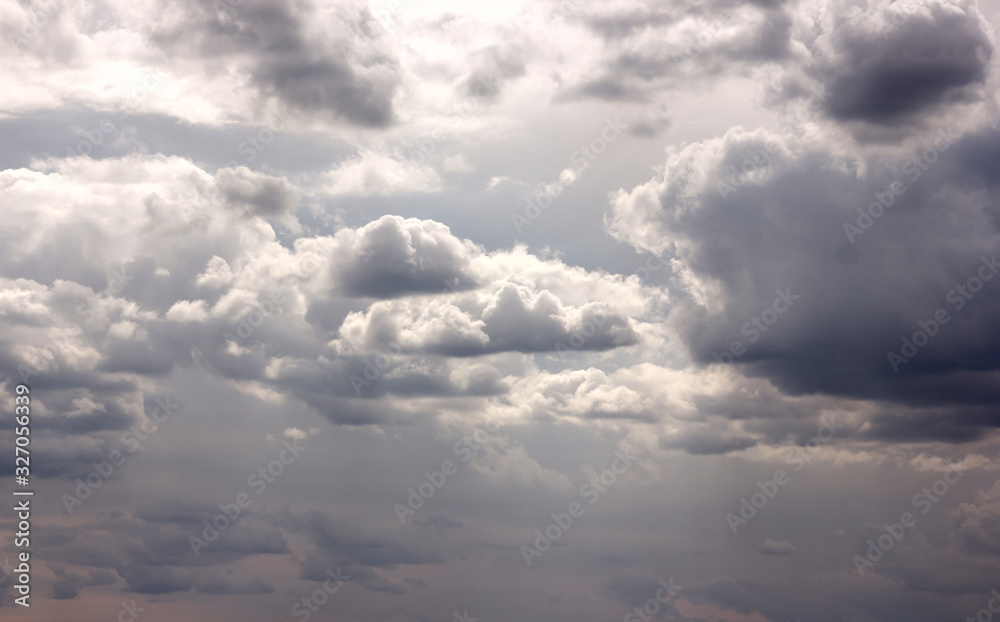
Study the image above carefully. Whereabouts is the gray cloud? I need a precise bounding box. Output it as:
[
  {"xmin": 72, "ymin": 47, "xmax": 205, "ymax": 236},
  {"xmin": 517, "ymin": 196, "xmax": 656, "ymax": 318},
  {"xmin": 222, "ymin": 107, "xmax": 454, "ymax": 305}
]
[
  {"xmin": 608, "ymin": 124, "xmax": 1000, "ymax": 441},
  {"xmin": 757, "ymin": 538, "xmax": 797, "ymax": 555},
  {"xmin": 147, "ymin": 0, "xmax": 399, "ymax": 127},
  {"xmin": 794, "ymin": 0, "xmax": 994, "ymax": 126}
]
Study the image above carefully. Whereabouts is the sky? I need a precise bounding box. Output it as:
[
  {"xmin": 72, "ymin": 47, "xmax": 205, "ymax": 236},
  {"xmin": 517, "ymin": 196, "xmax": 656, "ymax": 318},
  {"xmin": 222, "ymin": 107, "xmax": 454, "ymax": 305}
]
[{"xmin": 1, "ymin": 0, "xmax": 1000, "ymax": 620}]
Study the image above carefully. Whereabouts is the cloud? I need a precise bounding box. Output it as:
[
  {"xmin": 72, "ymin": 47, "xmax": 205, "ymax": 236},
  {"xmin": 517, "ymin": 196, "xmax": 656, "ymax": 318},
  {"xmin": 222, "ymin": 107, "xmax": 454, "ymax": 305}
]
[
  {"xmin": 606, "ymin": 123, "xmax": 1000, "ymax": 429},
  {"xmin": 332, "ymin": 280, "xmax": 639, "ymax": 356},
  {"xmin": 564, "ymin": 0, "xmax": 794, "ymax": 102},
  {"xmin": 785, "ymin": 0, "xmax": 995, "ymax": 127},
  {"xmin": 147, "ymin": 0, "xmax": 400, "ymax": 127},
  {"xmin": 216, "ymin": 166, "xmax": 299, "ymax": 217},
  {"xmin": 951, "ymin": 479, "xmax": 1000, "ymax": 556},
  {"xmin": 49, "ymin": 566, "xmax": 117, "ymax": 600},
  {"xmin": 117, "ymin": 564, "xmax": 194, "ymax": 594},
  {"xmin": 323, "ymin": 151, "xmax": 442, "ymax": 197},
  {"xmin": 2, "ymin": 2, "xmax": 1000, "ymax": 619},
  {"xmin": 277, "ymin": 509, "xmax": 443, "ymax": 595},
  {"xmin": 461, "ymin": 43, "xmax": 526, "ymax": 101},
  {"xmin": 757, "ymin": 538, "xmax": 797, "ymax": 555},
  {"xmin": 328, "ymin": 215, "xmax": 479, "ymax": 297}
]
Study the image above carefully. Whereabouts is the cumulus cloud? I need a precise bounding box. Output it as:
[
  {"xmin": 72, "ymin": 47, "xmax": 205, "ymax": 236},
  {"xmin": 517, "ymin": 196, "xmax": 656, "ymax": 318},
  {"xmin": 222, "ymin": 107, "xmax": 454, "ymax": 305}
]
[
  {"xmin": 2, "ymin": 1, "xmax": 1000, "ymax": 620},
  {"xmin": 606, "ymin": 123, "xmax": 1000, "ymax": 429},
  {"xmin": 327, "ymin": 215, "xmax": 480, "ymax": 297},
  {"xmin": 333, "ymin": 281, "xmax": 639, "ymax": 356},
  {"xmin": 784, "ymin": 0, "xmax": 995, "ymax": 127}
]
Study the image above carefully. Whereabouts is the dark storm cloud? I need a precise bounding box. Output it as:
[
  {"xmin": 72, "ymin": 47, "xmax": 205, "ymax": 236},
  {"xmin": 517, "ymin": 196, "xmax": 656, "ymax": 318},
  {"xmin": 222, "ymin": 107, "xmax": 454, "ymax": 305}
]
[
  {"xmin": 800, "ymin": 1, "xmax": 994, "ymax": 125},
  {"xmin": 609, "ymin": 124, "xmax": 1000, "ymax": 438},
  {"xmin": 147, "ymin": 0, "xmax": 399, "ymax": 127}
]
